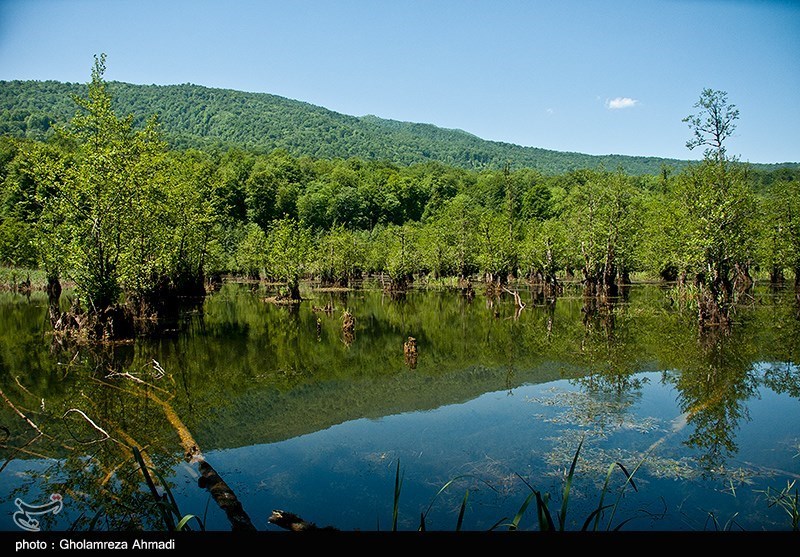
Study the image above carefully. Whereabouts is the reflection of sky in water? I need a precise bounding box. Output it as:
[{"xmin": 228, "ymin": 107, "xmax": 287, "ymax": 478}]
[
  {"xmin": 1, "ymin": 369, "xmax": 796, "ymax": 532},
  {"xmin": 162, "ymin": 371, "xmax": 798, "ymax": 532}
]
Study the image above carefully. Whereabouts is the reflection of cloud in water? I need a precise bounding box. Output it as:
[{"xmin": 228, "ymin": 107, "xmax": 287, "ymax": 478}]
[{"xmin": 256, "ymin": 470, "xmax": 300, "ymax": 499}]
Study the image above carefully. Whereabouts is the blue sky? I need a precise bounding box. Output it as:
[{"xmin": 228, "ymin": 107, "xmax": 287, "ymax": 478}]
[{"xmin": 0, "ymin": 0, "xmax": 798, "ymax": 163}]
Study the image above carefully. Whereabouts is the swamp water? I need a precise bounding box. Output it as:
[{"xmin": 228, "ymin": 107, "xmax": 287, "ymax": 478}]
[{"xmin": 0, "ymin": 282, "xmax": 798, "ymax": 532}]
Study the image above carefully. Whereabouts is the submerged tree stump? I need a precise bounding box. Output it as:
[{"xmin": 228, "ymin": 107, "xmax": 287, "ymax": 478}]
[
  {"xmin": 341, "ymin": 310, "xmax": 355, "ymax": 346},
  {"xmin": 404, "ymin": 336, "xmax": 418, "ymax": 368},
  {"xmin": 341, "ymin": 311, "xmax": 355, "ymax": 333}
]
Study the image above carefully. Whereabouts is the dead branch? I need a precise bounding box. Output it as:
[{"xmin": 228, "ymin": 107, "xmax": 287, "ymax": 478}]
[
  {"xmin": 0, "ymin": 388, "xmax": 44, "ymax": 436},
  {"xmin": 13, "ymin": 376, "xmax": 36, "ymax": 399},
  {"xmin": 106, "ymin": 370, "xmax": 149, "ymax": 385},
  {"xmin": 0, "ymin": 438, "xmax": 50, "ymax": 473},
  {"xmin": 95, "ymin": 378, "xmax": 256, "ymax": 531},
  {"xmin": 502, "ymin": 287, "xmax": 526, "ymax": 309},
  {"xmin": 151, "ymin": 359, "xmax": 165, "ymax": 378},
  {"xmin": 63, "ymin": 408, "xmax": 112, "ymax": 444}
]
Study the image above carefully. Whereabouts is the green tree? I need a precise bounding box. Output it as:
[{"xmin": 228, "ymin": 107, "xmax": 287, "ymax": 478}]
[
  {"xmin": 314, "ymin": 224, "xmax": 366, "ymax": 286},
  {"xmin": 756, "ymin": 173, "xmax": 800, "ymax": 287},
  {"xmin": 235, "ymin": 222, "xmax": 268, "ymax": 280},
  {"xmin": 559, "ymin": 170, "xmax": 639, "ymax": 297},
  {"xmin": 683, "ymin": 89, "xmax": 740, "ymax": 163},
  {"xmin": 438, "ymin": 194, "xmax": 481, "ymax": 278},
  {"xmin": 476, "ymin": 211, "xmax": 517, "ymax": 286},
  {"xmin": 266, "ymin": 217, "xmax": 312, "ymax": 300},
  {"xmin": 41, "ymin": 54, "xmax": 167, "ymax": 315},
  {"xmin": 519, "ymin": 217, "xmax": 570, "ymax": 295},
  {"xmin": 677, "ymin": 89, "xmax": 755, "ymax": 327}
]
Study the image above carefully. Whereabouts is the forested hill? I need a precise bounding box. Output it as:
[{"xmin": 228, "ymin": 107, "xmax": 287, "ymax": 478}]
[{"xmin": 0, "ymin": 79, "xmax": 787, "ymax": 175}]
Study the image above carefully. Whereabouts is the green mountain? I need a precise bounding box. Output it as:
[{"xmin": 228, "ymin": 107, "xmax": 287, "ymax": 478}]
[{"xmin": 0, "ymin": 79, "xmax": 793, "ymax": 175}]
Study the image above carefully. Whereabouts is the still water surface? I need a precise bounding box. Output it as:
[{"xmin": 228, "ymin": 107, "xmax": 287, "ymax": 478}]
[{"xmin": 0, "ymin": 282, "xmax": 798, "ymax": 531}]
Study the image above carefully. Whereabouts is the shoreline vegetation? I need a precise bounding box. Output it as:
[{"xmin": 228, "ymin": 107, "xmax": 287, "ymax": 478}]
[{"xmin": 0, "ymin": 60, "xmax": 797, "ymax": 338}]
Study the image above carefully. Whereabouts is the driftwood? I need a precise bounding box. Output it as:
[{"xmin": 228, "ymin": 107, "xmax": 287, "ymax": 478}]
[{"xmin": 268, "ymin": 510, "xmax": 337, "ymax": 531}]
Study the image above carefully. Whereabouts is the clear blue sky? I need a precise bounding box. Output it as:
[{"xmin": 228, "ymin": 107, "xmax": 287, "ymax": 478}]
[{"xmin": 1, "ymin": 0, "xmax": 798, "ymax": 163}]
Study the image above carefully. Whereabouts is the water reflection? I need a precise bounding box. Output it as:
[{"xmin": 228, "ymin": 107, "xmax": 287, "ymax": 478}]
[{"xmin": 0, "ymin": 283, "xmax": 798, "ymax": 531}]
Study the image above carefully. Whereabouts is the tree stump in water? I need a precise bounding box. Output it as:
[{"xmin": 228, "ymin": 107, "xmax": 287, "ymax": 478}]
[
  {"xmin": 341, "ymin": 311, "xmax": 355, "ymax": 346},
  {"xmin": 404, "ymin": 336, "xmax": 418, "ymax": 368}
]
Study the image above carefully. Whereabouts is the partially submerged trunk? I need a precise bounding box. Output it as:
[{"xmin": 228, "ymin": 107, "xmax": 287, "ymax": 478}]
[
  {"xmin": 50, "ymin": 300, "xmax": 136, "ymax": 343},
  {"xmin": 695, "ymin": 269, "xmax": 732, "ymax": 331}
]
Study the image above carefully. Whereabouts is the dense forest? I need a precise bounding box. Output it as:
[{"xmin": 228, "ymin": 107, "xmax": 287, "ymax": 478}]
[
  {"xmin": 1, "ymin": 55, "xmax": 799, "ymax": 340},
  {"xmin": 6, "ymin": 77, "xmax": 790, "ymax": 176}
]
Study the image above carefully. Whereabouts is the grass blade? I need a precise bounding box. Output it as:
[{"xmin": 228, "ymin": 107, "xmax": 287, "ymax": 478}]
[
  {"xmin": 421, "ymin": 475, "xmax": 472, "ymax": 521},
  {"xmin": 615, "ymin": 462, "xmax": 638, "ymax": 492},
  {"xmin": 176, "ymin": 514, "xmax": 205, "ymax": 532},
  {"xmin": 534, "ymin": 490, "xmax": 555, "ymax": 531},
  {"xmin": 581, "ymin": 504, "xmax": 613, "ymax": 531},
  {"xmin": 455, "ymin": 490, "xmax": 469, "ymax": 531},
  {"xmin": 488, "ymin": 516, "xmax": 509, "ymax": 531},
  {"xmin": 509, "ymin": 491, "xmax": 535, "ymax": 531},
  {"xmin": 133, "ymin": 446, "xmax": 175, "ymax": 531},
  {"xmin": 392, "ymin": 458, "xmax": 403, "ymax": 532},
  {"xmin": 558, "ymin": 434, "xmax": 584, "ymax": 531},
  {"xmin": 587, "ymin": 462, "xmax": 619, "ymax": 531},
  {"xmin": 605, "ymin": 454, "xmax": 648, "ymax": 530}
]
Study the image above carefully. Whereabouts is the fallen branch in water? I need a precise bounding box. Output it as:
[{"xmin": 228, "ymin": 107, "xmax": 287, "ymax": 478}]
[
  {"xmin": 0, "ymin": 388, "xmax": 44, "ymax": 436},
  {"xmin": 63, "ymin": 408, "xmax": 112, "ymax": 444},
  {"xmin": 198, "ymin": 461, "xmax": 257, "ymax": 531},
  {"xmin": 0, "ymin": 440, "xmax": 53, "ymax": 472},
  {"xmin": 99, "ymin": 377, "xmax": 257, "ymax": 531},
  {"xmin": 502, "ymin": 287, "xmax": 526, "ymax": 309}
]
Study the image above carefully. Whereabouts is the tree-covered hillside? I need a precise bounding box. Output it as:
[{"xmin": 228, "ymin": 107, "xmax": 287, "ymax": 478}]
[{"xmin": 0, "ymin": 79, "xmax": 702, "ymax": 175}]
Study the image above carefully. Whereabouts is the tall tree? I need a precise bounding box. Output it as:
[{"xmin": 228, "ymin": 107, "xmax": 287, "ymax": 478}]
[
  {"xmin": 683, "ymin": 89, "xmax": 740, "ymax": 163},
  {"xmin": 43, "ymin": 54, "xmax": 167, "ymax": 315},
  {"xmin": 677, "ymin": 89, "xmax": 754, "ymax": 328}
]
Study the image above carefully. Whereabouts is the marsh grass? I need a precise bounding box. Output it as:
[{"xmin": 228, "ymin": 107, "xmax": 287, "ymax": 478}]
[
  {"xmin": 395, "ymin": 436, "xmax": 648, "ymax": 532},
  {"xmin": 758, "ymin": 480, "xmax": 799, "ymax": 531}
]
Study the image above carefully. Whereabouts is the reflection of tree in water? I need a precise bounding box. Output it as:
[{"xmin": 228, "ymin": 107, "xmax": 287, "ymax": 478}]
[
  {"xmin": 0, "ymin": 346, "xmax": 221, "ymax": 531},
  {"xmin": 760, "ymin": 287, "xmax": 800, "ymax": 398},
  {"xmin": 525, "ymin": 388, "xmax": 698, "ymax": 483},
  {"xmin": 5, "ymin": 441, "xmax": 184, "ymax": 531},
  {"xmin": 528, "ymin": 295, "xmax": 711, "ymax": 487},
  {"xmin": 575, "ymin": 297, "xmax": 648, "ymax": 398},
  {"xmin": 665, "ymin": 326, "xmax": 760, "ymax": 476}
]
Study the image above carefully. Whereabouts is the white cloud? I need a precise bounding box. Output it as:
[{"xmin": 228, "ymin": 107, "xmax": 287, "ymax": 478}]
[{"xmin": 606, "ymin": 97, "xmax": 638, "ymax": 110}]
